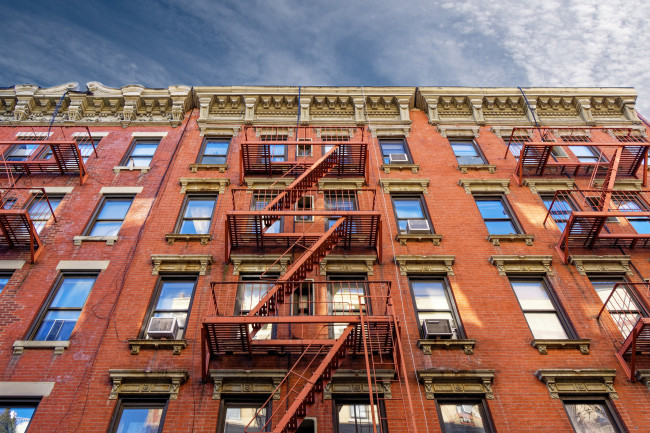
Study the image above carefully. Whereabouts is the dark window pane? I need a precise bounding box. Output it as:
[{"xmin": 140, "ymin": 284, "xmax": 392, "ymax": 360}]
[
  {"xmin": 564, "ymin": 402, "xmax": 619, "ymax": 433},
  {"xmin": 0, "ymin": 406, "xmax": 37, "ymax": 432},
  {"xmin": 439, "ymin": 402, "xmax": 488, "ymax": 433}
]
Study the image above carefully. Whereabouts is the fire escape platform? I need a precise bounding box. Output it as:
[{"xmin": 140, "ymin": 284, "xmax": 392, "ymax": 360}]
[
  {"xmin": 617, "ymin": 318, "xmax": 650, "ymax": 380},
  {"xmin": 0, "ymin": 209, "xmax": 42, "ymax": 262}
]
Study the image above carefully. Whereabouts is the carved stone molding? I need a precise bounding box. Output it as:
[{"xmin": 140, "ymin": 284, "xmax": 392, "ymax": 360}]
[
  {"xmin": 189, "ymin": 163, "xmax": 228, "ymax": 173},
  {"xmin": 179, "ymin": 177, "xmax": 230, "ymax": 194},
  {"xmin": 209, "ymin": 369, "xmax": 286, "ymax": 400},
  {"xmin": 437, "ymin": 126, "xmax": 480, "ymax": 138},
  {"xmin": 568, "ymin": 255, "xmax": 632, "ymax": 276},
  {"xmin": 151, "ymin": 254, "xmax": 213, "ymax": 275},
  {"xmin": 165, "ymin": 234, "xmax": 212, "ymax": 245},
  {"xmin": 634, "ymin": 370, "xmax": 650, "ymax": 392},
  {"xmin": 458, "ymin": 179, "xmax": 510, "ymax": 194},
  {"xmin": 319, "ymin": 255, "xmax": 376, "ymax": 275},
  {"xmin": 524, "ymin": 179, "xmax": 576, "ymax": 194},
  {"xmin": 231, "ymin": 254, "xmax": 291, "ymax": 275},
  {"xmin": 531, "ymin": 339, "xmax": 590, "ymax": 355},
  {"xmin": 487, "ymin": 234, "xmax": 534, "ymax": 246},
  {"xmin": 592, "ymin": 179, "xmax": 643, "ymax": 191},
  {"xmin": 490, "ymin": 127, "xmax": 534, "ymax": 140},
  {"xmin": 380, "ymin": 164, "xmax": 419, "ymax": 174},
  {"xmin": 489, "ymin": 255, "xmax": 553, "ymax": 276},
  {"xmin": 395, "ymin": 233, "xmax": 442, "ymax": 246},
  {"xmin": 317, "ymin": 178, "xmax": 365, "ymax": 190},
  {"xmin": 457, "ymin": 164, "xmax": 496, "ymax": 174},
  {"xmin": 395, "ymin": 255, "xmax": 455, "ymax": 276},
  {"xmin": 245, "ymin": 177, "xmax": 293, "ymax": 189},
  {"xmin": 73, "ymin": 235, "xmax": 118, "ymax": 246},
  {"xmin": 418, "ymin": 339, "xmax": 476, "ymax": 355},
  {"xmin": 323, "ymin": 370, "xmax": 394, "ymax": 400},
  {"xmin": 372, "ymin": 125, "xmax": 411, "ymax": 138},
  {"xmin": 417, "ymin": 369, "xmax": 495, "ymax": 400},
  {"xmin": 379, "ymin": 178, "xmax": 429, "ymax": 194},
  {"xmin": 13, "ymin": 340, "xmax": 70, "ymax": 355},
  {"xmin": 128, "ymin": 339, "xmax": 188, "ymax": 355},
  {"xmin": 535, "ymin": 369, "xmax": 618, "ymax": 399},
  {"xmin": 108, "ymin": 369, "xmax": 189, "ymax": 400}
]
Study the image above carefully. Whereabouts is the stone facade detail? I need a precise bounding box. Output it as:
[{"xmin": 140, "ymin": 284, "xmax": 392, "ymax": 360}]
[
  {"xmin": 536, "ymin": 369, "xmax": 618, "ymax": 399},
  {"xmin": 209, "ymin": 370, "xmax": 286, "ymax": 400},
  {"xmin": 151, "ymin": 254, "xmax": 213, "ymax": 275},
  {"xmin": 395, "ymin": 255, "xmax": 455, "ymax": 276},
  {"xmin": 108, "ymin": 369, "xmax": 189, "ymax": 400},
  {"xmin": 417, "ymin": 369, "xmax": 495, "ymax": 400},
  {"xmin": 568, "ymin": 255, "xmax": 633, "ymax": 276},
  {"xmin": 230, "ymin": 254, "xmax": 292, "ymax": 275},
  {"xmin": 489, "ymin": 255, "xmax": 553, "ymax": 276}
]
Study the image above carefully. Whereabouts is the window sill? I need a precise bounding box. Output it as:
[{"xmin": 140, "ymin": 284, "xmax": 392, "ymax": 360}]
[
  {"xmin": 418, "ymin": 339, "xmax": 476, "ymax": 355},
  {"xmin": 396, "ymin": 233, "xmax": 442, "ymax": 246},
  {"xmin": 166, "ymin": 234, "xmax": 212, "ymax": 245},
  {"xmin": 128, "ymin": 339, "xmax": 188, "ymax": 355},
  {"xmin": 487, "ymin": 234, "xmax": 534, "ymax": 246},
  {"xmin": 13, "ymin": 340, "xmax": 70, "ymax": 355},
  {"xmin": 380, "ymin": 163, "xmax": 419, "ymax": 174},
  {"xmin": 457, "ymin": 164, "xmax": 496, "ymax": 174},
  {"xmin": 532, "ymin": 339, "xmax": 590, "ymax": 355},
  {"xmin": 73, "ymin": 236, "xmax": 118, "ymax": 246},
  {"xmin": 189, "ymin": 163, "xmax": 228, "ymax": 173},
  {"xmin": 113, "ymin": 165, "xmax": 150, "ymax": 173}
]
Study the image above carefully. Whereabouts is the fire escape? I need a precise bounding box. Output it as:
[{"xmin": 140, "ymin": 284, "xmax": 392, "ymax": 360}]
[
  {"xmin": 202, "ymin": 126, "xmax": 416, "ymax": 433},
  {"xmin": 0, "ymin": 126, "xmax": 98, "ymax": 261},
  {"xmin": 506, "ymin": 126, "xmax": 650, "ymax": 263}
]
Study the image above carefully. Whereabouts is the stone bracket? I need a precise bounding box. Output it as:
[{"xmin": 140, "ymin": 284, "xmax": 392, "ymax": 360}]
[
  {"xmin": 535, "ymin": 369, "xmax": 618, "ymax": 399},
  {"xmin": 635, "ymin": 370, "xmax": 650, "ymax": 392},
  {"xmin": 151, "ymin": 254, "xmax": 212, "ymax": 275},
  {"xmin": 489, "ymin": 255, "xmax": 553, "ymax": 276},
  {"xmin": 395, "ymin": 234, "xmax": 442, "ymax": 246},
  {"xmin": 417, "ymin": 369, "xmax": 495, "ymax": 400},
  {"xmin": 179, "ymin": 177, "xmax": 229, "ymax": 194},
  {"xmin": 231, "ymin": 254, "xmax": 291, "ymax": 275},
  {"xmin": 458, "ymin": 179, "xmax": 510, "ymax": 194},
  {"xmin": 319, "ymin": 255, "xmax": 376, "ymax": 276},
  {"xmin": 395, "ymin": 255, "xmax": 454, "ymax": 276},
  {"xmin": 128, "ymin": 339, "xmax": 188, "ymax": 355},
  {"xmin": 488, "ymin": 234, "xmax": 534, "ymax": 246},
  {"xmin": 418, "ymin": 339, "xmax": 475, "ymax": 355},
  {"xmin": 13, "ymin": 340, "xmax": 70, "ymax": 355},
  {"xmin": 209, "ymin": 369, "xmax": 287, "ymax": 400},
  {"xmin": 531, "ymin": 339, "xmax": 590, "ymax": 355},
  {"xmin": 380, "ymin": 178, "xmax": 429, "ymax": 194},
  {"xmin": 457, "ymin": 164, "xmax": 496, "ymax": 174},
  {"xmin": 380, "ymin": 164, "xmax": 419, "ymax": 174},
  {"xmin": 568, "ymin": 255, "xmax": 632, "ymax": 276},
  {"xmin": 109, "ymin": 369, "xmax": 189, "ymax": 400}
]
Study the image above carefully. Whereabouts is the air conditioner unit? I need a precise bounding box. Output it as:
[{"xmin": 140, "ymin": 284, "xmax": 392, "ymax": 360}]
[
  {"xmin": 389, "ymin": 153, "xmax": 409, "ymax": 163},
  {"xmin": 407, "ymin": 219, "xmax": 430, "ymax": 234},
  {"xmin": 421, "ymin": 319, "xmax": 453, "ymax": 339},
  {"xmin": 146, "ymin": 317, "xmax": 178, "ymax": 339}
]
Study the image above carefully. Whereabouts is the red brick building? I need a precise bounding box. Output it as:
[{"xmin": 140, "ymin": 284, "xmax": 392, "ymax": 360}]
[{"xmin": 0, "ymin": 83, "xmax": 648, "ymax": 432}]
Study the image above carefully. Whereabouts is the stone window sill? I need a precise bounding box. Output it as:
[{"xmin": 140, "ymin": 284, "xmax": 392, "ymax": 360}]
[
  {"xmin": 113, "ymin": 165, "xmax": 150, "ymax": 173},
  {"xmin": 380, "ymin": 164, "xmax": 420, "ymax": 174},
  {"xmin": 189, "ymin": 163, "xmax": 228, "ymax": 173},
  {"xmin": 396, "ymin": 234, "xmax": 442, "ymax": 246},
  {"xmin": 128, "ymin": 339, "xmax": 188, "ymax": 355},
  {"xmin": 74, "ymin": 236, "xmax": 119, "ymax": 246},
  {"xmin": 418, "ymin": 339, "xmax": 476, "ymax": 355},
  {"xmin": 532, "ymin": 339, "xmax": 590, "ymax": 355},
  {"xmin": 457, "ymin": 164, "xmax": 496, "ymax": 174},
  {"xmin": 487, "ymin": 234, "xmax": 534, "ymax": 246},
  {"xmin": 166, "ymin": 234, "xmax": 212, "ymax": 245},
  {"xmin": 13, "ymin": 340, "xmax": 70, "ymax": 355}
]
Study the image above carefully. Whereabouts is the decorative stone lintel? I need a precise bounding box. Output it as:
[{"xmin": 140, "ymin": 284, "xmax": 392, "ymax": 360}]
[
  {"xmin": 231, "ymin": 254, "xmax": 291, "ymax": 275},
  {"xmin": 395, "ymin": 255, "xmax": 454, "ymax": 276},
  {"xmin": 523, "ymin": 179, "xmax": 576, "ymax": 194},
  {"xmin": 418, "ymin": 339, "xmax": 476, "ymax": 355},
  {"xmin": 531, "ymin": 339, "xmax": 591, "ymax": 355},
  {"xmin": 179, "ymin": 177, "xmax": 230, "ymax": 194},
  {"xmin": 245, "ymin": 177, "xmax": 293, "ymax": 189},
  {"xmin": 395, "ymin": 233, "xmax": 442, "ymax": 246},
  {"xmin": 380, "ymin": 178, "xmax": 429, "ymax": 194},
  {"xmin": 13, "ymin": 340, "xmax": 70, "ymax": 355},
  {"xmin": 487, "ymin": 234, "xmax": 534, "ymax": 246},
  {"xmin": 592, "ymin": 178, "xmax": 643, "ymax": 191},
  {"xmin": 489, "ymin": 255, "xmax": 553, "ymax": 276},
  {"xmin": 634, "ymin": 370, "xmax": 650, "ymax": 391},
  {"xmin": 209, "ymin": 369, "xmax": 287, "ymax": 400},
  {"xmin": 113, "ymin": 165, "xmax": 150, "ymax": 174},
  {"xmin": 457, "ymin": 164, "xmax": 496, "ymax": 174},
  {"xmin": 535, "ymin": 369, "xmax": 618, "ymax": 399},
  {"xmin": 166, "ymin": 234, "xmax": 212, "ymax": 245},
  {"xmin": 73, "ymin": 236, "xmax": 118, "ymax": 246},
  {"xmin": 437, "ymin": 125, "xmax": 480, "ymax": 138},
  {"xmin": 417, "ymin": 369, "xmax": 495, "ymax": 400},
  {"xmin": 128, "ymin": 339, "xmax": 188, "ymax": 355},
  {"xmin": 323, "ymin": 369, "xmax": 394, "ymax": 400},
  {"xmin": 569, "ymin": 255, "xmax": 632, "ymax": 276},
  {"xmin": 490, "ymin": 126, "xmax": 533, "ymax": 140},
  {"xmin": 317, "ymin": 178, "xmax": 365, "ymax": 190},
  {"xmin": 151, "ymin": 254, "xmax": 212, "ymax": 275},
  {"xmin": 380, "ymin": 164, "xmax": 420, "ymax": 174},
  {"xmin": 109, "ymin": 369, "xmax": 189, "ymax": 400},
  {"xmin": 458, "ymin": 179, "xmax": 510, "ymax": 194},
  {"xmin": 189, "ymin": 163, "xmax": 228, "ymax": 173},
  {"xmin": 320, "ymin": 254, "xmax": 376, "ymax": 275}
]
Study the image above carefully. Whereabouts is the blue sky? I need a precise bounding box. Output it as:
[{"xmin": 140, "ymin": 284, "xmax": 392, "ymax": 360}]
[{"xmin": 2, "ymin": 1, "xmax": 650, "ymax": 113}]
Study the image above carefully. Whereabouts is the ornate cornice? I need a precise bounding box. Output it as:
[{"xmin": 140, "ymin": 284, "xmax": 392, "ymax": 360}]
[
  {"xmin": 179, "ymin": 177, "xmax": 230, "ymax": 194},
  {"xmin": 536, "ymin": 369, "xmax": 618, "ymax": 399},
  {"xmin": 395, "ymin": 255, "xmax": 455, "ymax": 276},
  {"xmin": 108, "ymin": 369, "xmax": 189, "ymax": 400},
  {"xmin": 524, "ymin": 179, "xmax": 576, "ymax": 194},
  {"xmin": 151, "ymin": 254, "xmax": 213, "ymax": 275},
  {"xmin": 230, "ymin": 254, "xmax": 291, "ymax": 275},
  {"xmin": 379, "ymin": 178, "xmax": 430, "ymax": 194},
  {"xmin": 417, "ymin": 369, "xmax": 496, "ymax": 400},
  {"xmin": 209, "ymin": 369, "xmax": 286, "ymax": 400},
  {"xmin": 319, "ymin": 254, "xmax": 376, "ymax": 275},
  {"xmin": 489, "ymin": 255, "xmax": 553, "ymax": 276},
  {"xmin": 458, "ymin": 179, "xmax": 510, "ymax": 194},
  {"xmin": 568, "ymin": 255, "xmax": 633, "ymax": 276},
  {"xmin": 324, "ymin": 369, "xmax": 394, "ymax": 400}
]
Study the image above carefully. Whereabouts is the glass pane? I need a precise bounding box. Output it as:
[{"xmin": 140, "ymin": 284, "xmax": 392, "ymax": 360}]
[
  {"xmin": 179, "ymin": 220, "xmax": 210, "ymax": 235},
  {"xmin": 155, "ymin": 281, "xmax": 194, "ymax": 311},
  {"xmin": 97, "ymin": 199, "xmax": 133, "ymax": 220},
  {"xmin": 476, "ymin": 200, "xmax": 509, "ymax": 219},
  {"xmin": 184, "ymin": 199, "xmax": 215, "ymax": 219},
  {"xmin": 238, "ymin": 283, "xmax": 271, "ymax": 313},
  {"xmin": 393, "ymin": 199, "xmax": 424, "ymax": 218},
  {"xmin": 511, "ymin": 281, "xmax": 554, "ymax": 310},
  {"xmin": 152, "ymin": 311, "xmax": 188, "ymax": 331},
  {"xmin": 131, "ymin": 143, "xmax": 158, "ymax": 156},
  {"xmin": 115, "ymin": 407, "xmax": 163, "ymax": 433},
  {"xmin": 201, "ymin": 155, "xmax": 226, "ymax": 164},
  {"xmin": 451, "ymin": 143, "xmax": 478, "ymax": 156},
  {"xmin": 0, "ymin": 406, "xmax": 36, "ymax": 433},
  {"xmin": 412, "ymin": 281, "xmax": 450, "ymax": 310},
  {"xmin": 337, "ymin": 404, "xmax": 377, "ymax": 433},
  {"xmin": 129, "ymin": 156, "xmax": 152, "ymax": 166},
  {"xmin": 225, "ymin": 406, "xmax": 266, "ymax": 433},
  {"xmin": 331, "ymin": 284, "xmax": 365, "ymax": 314},
  {"xmin": 525, "ymin": 313, "xmax": 569, "ymax": 339},
  {"xmin": 50, "ymin": 277, "xmax": 95, "ymax": 308},
  {"xmin": 34, "ymin": 310, "xmax": 80, "ymax": 341},
  {"xmin": 0, "ymin": 276, "xmax": 9, "ymax": 294},
  {"xmin": 204, "ymin": 140, "xmax": 228, "ymax": 155},
  {"xmin": 629, "ymin": 218, "xmax": 650, "ymax": 234},
  {"xmin": 591, "ymin": 281, "xmax": 618, "ymax": 304},
  {"xmin": 89, "ymin": 221, "xmax": 123, "ymax": 237},
  {"xmin": 381, "ymin": 142, "xmax": 406, "ymax": 155},
  {"xmin": 484, "ymin": 220, "xmax": 517, "ymax": 234},
  {"xmin": 439, "ymin": 403, "xmax": 487, "ymax": 433},
  {"xmin": 564, "ymin": 402, "xmax": 618, "ymax": 433},
  {"xmin": 572, "ymin": 146, "xmax": 598, "ymax": 162}
]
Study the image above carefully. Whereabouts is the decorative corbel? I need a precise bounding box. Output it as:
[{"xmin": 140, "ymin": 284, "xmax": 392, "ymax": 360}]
[
  {"xmin": 470, "ymin": 98, "xmax": 486, "ymax": 125},
  {"xmin": 299, "ymin": 97, "xmax": 311, "ymax": 125},
  {"xmin": 577, "ymin": 98, "xmax": 596, "ymax": 126},
  {"xmin": 397, "ymin": 98, "xmax": 411, "ymax": 124},
  {"xmin": 244, "ymin": 97, "xmax": 257, "ymax": 124}
]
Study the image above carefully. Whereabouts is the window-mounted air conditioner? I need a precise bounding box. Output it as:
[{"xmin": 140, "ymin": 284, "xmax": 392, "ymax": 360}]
[
  {"xmin": 407, "ymin": 219, "xmax": 430, "ymax": 234},
  {"xmin": 389, "ymin": 153, "xmax": 409, "ymax": 163},
  {"xmin": 421, "ymin": 319, "xmax": 453, "ymax": 339},
  {"xmin": 146, "ymin": 317, "xmax": 178, "ymax": 339}
]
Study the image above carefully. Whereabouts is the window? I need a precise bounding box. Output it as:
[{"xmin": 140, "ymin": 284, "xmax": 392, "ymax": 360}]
[
  {"xmin": 475, "ymin": 196, "xmax": 520, "ymax": 234},
  {"xmin": 31, "ymin": 274, "xmax": 96, "ymax": 341},
  {"xmin": 541, "ymin": 194, "xmax": 575, "ymax": 232},
  {"xmin": 437, "ymin": 399, "xmax": 495, "ymax": 433},
  {"xmin": 28, "ymin": 195, "xmax": 62, "ymax": 234},
  {"xmin": 292, "ymin": 282, "xmax": 314, "ymax": 316},
  {"xmin": 218, "ymin": 401, "xmax": 269, "ymax": 433},
  {"xmin": 108, "ymin": 399, "xmax": 167, "ymax": 433},
  {"xmin": 295, "ymin": 196, "xmax": 314, "ymax": 222},
  {"xmin": 6, "ymin": 143, "xmax": 38, "ymax": 161},
  {"xmin": 39, "ymin": 138, "xmax": 99, "ymax": 162},
  {"xmin": 297, "ymin": 143, "xmax": 313, "ymax": 157},
  {"xmin": 379, "ymin": 139, "xmax": 411, "ymax": 164},
  {"xmin": 235, "ymin": 275, "xmax": 277, "ymax": 340},
  {"xmin": 510, "ymin": 279, "xmax": 574, "ymax": 340},
  {"xmin": 252, "ymin": 193, "xmax": 282, "ymax": 233},
  {"xmin": 328, "ymin": 276, "xmax": 367, "ymax": 338},
  {"xmin": 0, "ymin": 272, "xmax": 12, "ymax": 294},
  {"xmin": 144, "ymin": 278, "xmax": 197, "ymax": 339},
  {"xmin": 198, "ymin": 138, "xmax": 229, "ymax": 165},
  {"xmin": 551, "ymin": 146, "xmax": 569, "ymax": 159},
  {"xmin": 269, "ymin": 144, "xmax": 286, "ymax": 162},
  {"xmin": 85, "ymin": 196, "xmax": 134, "ymax": 237},
  {"xmin": 410, "ymin": 279, "xmax": 464, "ymax": 339},
  {"xmin": 175, "ymin": 195, "xmax": 217, "ymax": 235},
  {"xmin": 571, "ymin": 146, "xmax": 602, "ymax": 163},
  {"xmin": 0, "ymin": 399, "xmax": 39, "ymax": 432},
  {"xmin": 391, "ymin": 195, "xmax": 432, "ymax": 234},
  {"xmin": 507, "ymin": 136, "xmax": 530, "ymax": 159},
  {"xmin": 325, "ymin": 191, "xmax": 358, "ymax": 230},
  {"xmin": 563, "ymin": 398, "xmax": 625, "ymax": 433},
  {"xmin": 450, "ymin": 140, "xmax": 486, "ymax": 165},
  {"xmin": 590, "ymin": 277, "xmax": 644, "ymax": 336},
  {"xmin": 334, "ymin": 399, "xmax": 384, "ymax": 433},
  {"xmin": 122, "ymin": 140, "xmax": 160, "ymax": 167},
  {"xmin": 611, "ymin": 196, "xmax": 650, "ymax": 234}
]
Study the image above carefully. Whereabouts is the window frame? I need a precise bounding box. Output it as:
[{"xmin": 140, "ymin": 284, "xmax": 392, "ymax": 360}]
[
  {"xmin": 82, "ymin": 194, "xmax": 134, "ymax": 237},
  {"xmin": 390, "ymin": 194, "xmax": 434, "ymax": 235},
  {"xmin": 0, "ymin": 398, "xmax": 41, "ymax": 433},
  {"xmin": 332, "ymin": 397, "xmax": 387, "ymax": 433},
  {"xmin": 26, "ymin": 193, "xmax": 63, "ymax": 235},
  {"xmin": 107, "ymin": 397, "xmax": 168, "ymax": 433},
  {"xmin": 541, "ymin": 193, "xmax": 577, "ymax": 232},
  {"xmin": 569, "ymin": 145, "xmax": 604, "ymax": 163},
  {"xmin": 197, "ymin": 137, "xmax": 230, "ymax": 165},
  {"xmin": 588, "ymin": 276, "xmax": 648, "ymax": 336},
  {"xmin": 474, "ymin": 195, "xmax": 523, "ymax": 235},
  {"xmin": 295, "ymin": 195, "xmax": 314, "ymax": 223},
  {"xmin": 173, "ymin": 194, "xmax": 218, "ymax": 235},
  {"xmin": 0, "ymin": 271, "xmax": 14, "ymax": 295},
  {"xmin": 379, "ymin": 138, "xmax": 413, "ymax": 164},
  {"xmin": 120, "ymin": 139, "xmax": 160, "ymax": 167},
  {"xmin": 236, "ymin": 274, "xmax": 279, "ymax": 340},
  {"xmin": 435, "ymin": 396, "xmax": 496, "ymax": 433},
  {"xmin": 450, "ymin": 139, "xmax": 488, "ymax": 165},
  {"xmin": 408, "ymin": 277, "xmax": 466, "ymax": 339},
  {"xmin": 216, "ymin": 398, "xmax": 272, "ymax": 433},
  {"xmin": 561, "ymin": 396, "xmax": 627, "ymax": 433},
  {"xmin": 139, "ymin": 276, "xmax": 198, "ymax": 340}
]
